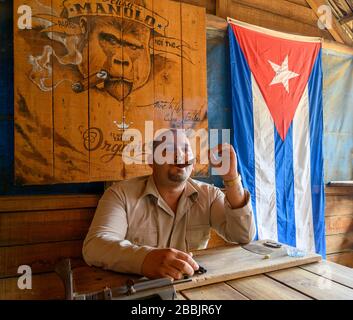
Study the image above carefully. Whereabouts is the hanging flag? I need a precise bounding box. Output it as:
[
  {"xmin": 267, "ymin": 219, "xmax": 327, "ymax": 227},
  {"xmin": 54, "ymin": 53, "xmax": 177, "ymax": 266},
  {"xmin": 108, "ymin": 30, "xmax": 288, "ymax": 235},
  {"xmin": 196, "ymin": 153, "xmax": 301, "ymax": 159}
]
[{"xmin": 228, "ymin": 18, "xmax": 326, "ymax": 256}]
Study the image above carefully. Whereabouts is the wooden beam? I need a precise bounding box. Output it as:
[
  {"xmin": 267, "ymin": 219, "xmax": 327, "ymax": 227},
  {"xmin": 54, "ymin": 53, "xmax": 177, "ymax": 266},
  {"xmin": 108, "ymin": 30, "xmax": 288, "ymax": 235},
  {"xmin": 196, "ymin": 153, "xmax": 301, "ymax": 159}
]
[
  {"xmin": 206, "ymin": 14, "xmax": 353, "ymax": 56},
  {"xmin": 305, "ymin": 0, "xmax": 353, "ymax": 45},
  {"xmin": 339, "ymin": 13, "xmax": 353, "ymax": 25},
  {"xmin": 215, "ymin": 0, "xmax": 333, "ymax": 38},
  {"xmin": 233, "ymin": 0, "xmax": 319, "ymax": 27}
]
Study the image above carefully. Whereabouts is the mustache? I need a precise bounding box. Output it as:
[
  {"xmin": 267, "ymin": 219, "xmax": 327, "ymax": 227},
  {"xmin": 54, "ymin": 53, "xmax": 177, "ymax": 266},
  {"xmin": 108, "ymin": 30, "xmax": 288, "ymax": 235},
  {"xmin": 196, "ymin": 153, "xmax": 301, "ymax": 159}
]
[{"xmin": 172, "ymin": 158, "xmax": 196, "ymax": 168}]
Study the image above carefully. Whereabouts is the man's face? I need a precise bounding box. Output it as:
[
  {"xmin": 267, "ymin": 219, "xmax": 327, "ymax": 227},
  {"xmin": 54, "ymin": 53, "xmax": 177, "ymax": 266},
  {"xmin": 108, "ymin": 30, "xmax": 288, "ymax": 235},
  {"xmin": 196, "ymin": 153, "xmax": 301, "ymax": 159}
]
[
  {"xmin": 152, "ymin": 132, "xmax": 195, "ymax": 187},
  {"xmin": 83, "ymin": 17, "xmax": 151, "ymax": 101}
]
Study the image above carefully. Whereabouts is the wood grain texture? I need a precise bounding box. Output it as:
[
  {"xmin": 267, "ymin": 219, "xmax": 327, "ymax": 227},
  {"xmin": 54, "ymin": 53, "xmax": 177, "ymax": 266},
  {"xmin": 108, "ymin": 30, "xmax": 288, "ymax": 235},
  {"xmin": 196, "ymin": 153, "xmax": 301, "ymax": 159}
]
[
  {"xmin": 306, "ymin": 0, "xmax": 353, "ymax": 45},
  {"xmin": 0, "ymin": 194, "xmax": 100, "ymax": 212},
  {"xmin": 227, "ymin": 274, "xmax": 312, "ymax": 300},
  {"xmin": 52, "ymin": 0, "xmax": 90, "ymax": 182},
  {"xmin": 0, "ymin": 272, "xmax": 65, "ymax": 300},
  {"xmin": 181, "ymin": 0, "xmax": 216, "ymax": 14},
  {"xmin": 216, "ymin": 0, "xmax": 333, "ymax": 39},
  {"xmin": 325, "ymin": 195, "xmax": 353, "ymax": 216},
  {"xmin": 233, "ymin": 0, "xmax": 318, "ymax": 26},
  {"xmin": 14, "ymin": 0, "xmax": 208, "ymax": 184},
  {"xmin": 181, "ymin": 282, "xmax": 249, "ymax": 300},
  {"xmin": 0, "ymin": 240, "xmax": 84, "ymax": 278},
  {"xmin": 327, "ymin": 251, "xmax": 353, "ymax": 268},
  {"xmin": 13, "ymin": 0, "xmax": 54, "ymax": 184},
  {"xmin": 326, "ymin": 232, "xmax": 353, "ymax": 254},
  {"xmin": 174, "ymin": 244, "xmax": 321, "ymax": 291},
  {"xmin": 325, "ymin": 215, "xmax": 353, "ymax": 235},
  {"xmin": 300, "ymin": 260, "xmax": 353, "ymax": 289},
  {"xmin": 266, "ymin": 267, "xmax": 353, "ymax": 300},
  {"xmin": 0, "ymin": 208, "xmax": 94, "ymax": 246},
  {"xmin": 181, "ymin": 2, "xmax": 209, "ymax": 176}
]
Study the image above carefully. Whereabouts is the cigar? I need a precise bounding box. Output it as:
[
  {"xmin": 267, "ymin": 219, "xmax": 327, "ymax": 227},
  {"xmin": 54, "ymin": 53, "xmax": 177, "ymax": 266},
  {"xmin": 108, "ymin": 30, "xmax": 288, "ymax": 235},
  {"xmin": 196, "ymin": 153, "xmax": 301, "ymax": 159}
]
[
  {"xmin": 174, "ymin": 158, "xmax": 196, "ymax": 168},
  {"xmin": 72, "ymin": 70, "xmax": 108, "ymax": 93}
]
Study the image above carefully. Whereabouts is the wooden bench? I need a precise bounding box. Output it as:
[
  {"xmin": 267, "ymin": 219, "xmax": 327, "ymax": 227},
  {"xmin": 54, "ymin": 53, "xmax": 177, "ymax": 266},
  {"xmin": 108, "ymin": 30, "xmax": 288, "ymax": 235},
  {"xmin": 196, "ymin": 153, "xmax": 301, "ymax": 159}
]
[{"xmin": 0, "ymin": 186, "xmax": 352, "ymax": 299}]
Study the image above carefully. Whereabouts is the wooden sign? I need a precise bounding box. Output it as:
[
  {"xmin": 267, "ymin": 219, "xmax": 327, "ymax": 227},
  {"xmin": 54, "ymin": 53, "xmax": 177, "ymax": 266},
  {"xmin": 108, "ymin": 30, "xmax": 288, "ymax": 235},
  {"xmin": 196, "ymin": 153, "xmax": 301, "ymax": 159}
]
[{"xmin": 14, "ymin": 0, "xmax": 208, "ymax": 184}]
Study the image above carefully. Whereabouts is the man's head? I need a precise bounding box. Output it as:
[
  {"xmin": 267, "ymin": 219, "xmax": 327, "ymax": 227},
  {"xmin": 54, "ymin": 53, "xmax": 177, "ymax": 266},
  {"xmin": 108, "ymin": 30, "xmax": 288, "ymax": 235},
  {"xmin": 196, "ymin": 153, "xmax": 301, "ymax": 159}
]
[{"xmin": 151, "ymin": 129, "xmax": 195, "ymax": 187}]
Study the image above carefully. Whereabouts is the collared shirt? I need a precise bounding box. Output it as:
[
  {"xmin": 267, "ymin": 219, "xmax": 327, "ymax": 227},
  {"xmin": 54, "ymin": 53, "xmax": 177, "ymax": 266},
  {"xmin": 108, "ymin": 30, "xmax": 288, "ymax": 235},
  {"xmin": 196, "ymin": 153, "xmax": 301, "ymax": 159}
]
[{"xmin": 83, "ymin": 175, "xmax": 256, "ymax": 275}]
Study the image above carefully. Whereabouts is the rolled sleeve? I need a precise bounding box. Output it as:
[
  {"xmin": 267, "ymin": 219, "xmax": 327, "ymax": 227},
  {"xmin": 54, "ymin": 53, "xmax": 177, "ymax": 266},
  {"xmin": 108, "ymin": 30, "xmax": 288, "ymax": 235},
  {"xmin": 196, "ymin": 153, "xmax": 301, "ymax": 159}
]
[
  {"xmin": 82, "ymin": 187, "xmax": 154, "ymax": 275},
  {"xmin": 210, "ymin": 189, "xmax": 256, "ymax": 244}
]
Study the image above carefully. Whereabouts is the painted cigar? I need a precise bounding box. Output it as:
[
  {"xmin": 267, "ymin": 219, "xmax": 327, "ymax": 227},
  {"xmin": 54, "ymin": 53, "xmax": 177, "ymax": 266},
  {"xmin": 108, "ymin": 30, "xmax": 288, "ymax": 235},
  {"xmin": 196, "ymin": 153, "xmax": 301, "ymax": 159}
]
[{"xmin": 72, "ymin": 70, "xmax": 108, "ymax": 93}]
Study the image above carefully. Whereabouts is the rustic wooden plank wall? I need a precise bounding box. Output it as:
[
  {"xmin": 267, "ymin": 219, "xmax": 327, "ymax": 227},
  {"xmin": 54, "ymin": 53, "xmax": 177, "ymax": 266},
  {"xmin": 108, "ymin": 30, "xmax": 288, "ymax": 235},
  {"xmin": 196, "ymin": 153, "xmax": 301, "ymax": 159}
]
[
  {"xmin": 1, "ymin": 186, "xmax": 351, "ymax": 299},
  {"xmin": 208, "ymin": 186, "xmax": 353, "ymax": 267},
  {"xmin": 14, "ymin": 0, "xmax": 208, "ymax": 185}
]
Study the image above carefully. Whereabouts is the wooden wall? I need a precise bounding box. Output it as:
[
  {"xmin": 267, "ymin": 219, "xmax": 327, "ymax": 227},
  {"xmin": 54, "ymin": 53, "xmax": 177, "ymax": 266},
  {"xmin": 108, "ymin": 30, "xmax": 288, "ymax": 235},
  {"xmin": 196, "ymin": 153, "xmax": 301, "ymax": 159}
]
[
  {"xmin": 208, "ymin": 186, "xmax": 353, "ymax": 267},
  {"xmin": 1, "ymin": 186, "xmax": 352, "ymax": 299},
  {"xmin": 325, "ymin": 186, "xmax": 353, "ymax": 267}
]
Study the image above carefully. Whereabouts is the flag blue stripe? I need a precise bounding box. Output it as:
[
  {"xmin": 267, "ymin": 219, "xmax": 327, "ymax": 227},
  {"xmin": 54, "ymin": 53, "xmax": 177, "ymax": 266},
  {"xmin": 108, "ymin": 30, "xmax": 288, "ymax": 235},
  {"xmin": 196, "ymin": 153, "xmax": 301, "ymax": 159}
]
[
  {"xmin": 228, "ymin": 26, "xmax": 258, "ymax": 239},
  {"xmin": 274, "ymin": 125, "xmax": 296, "ymax": 246},
  {"xmin": 308, "ymin": 49, "xmax": 326, "ymax": 257}
]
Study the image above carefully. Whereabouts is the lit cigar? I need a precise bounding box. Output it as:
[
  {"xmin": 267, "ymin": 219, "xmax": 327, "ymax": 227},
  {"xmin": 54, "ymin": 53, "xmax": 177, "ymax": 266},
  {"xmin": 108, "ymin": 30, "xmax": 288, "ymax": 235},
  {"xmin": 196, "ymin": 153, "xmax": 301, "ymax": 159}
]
[
  {"xmin": 174, "ymin": 158, "xmax": 196, "ymax": 168},
  {"xmin": 72, "ymin": 70, "xmax": 108, "ymax": 93}
]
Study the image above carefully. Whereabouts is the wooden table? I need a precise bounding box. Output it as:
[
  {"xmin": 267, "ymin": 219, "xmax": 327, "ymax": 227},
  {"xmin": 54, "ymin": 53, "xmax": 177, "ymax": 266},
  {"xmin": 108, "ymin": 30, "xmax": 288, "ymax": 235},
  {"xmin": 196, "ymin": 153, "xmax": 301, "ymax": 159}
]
[{"xmin": 72, "ymin": 243, "xmax": 353, "ymax": 300}]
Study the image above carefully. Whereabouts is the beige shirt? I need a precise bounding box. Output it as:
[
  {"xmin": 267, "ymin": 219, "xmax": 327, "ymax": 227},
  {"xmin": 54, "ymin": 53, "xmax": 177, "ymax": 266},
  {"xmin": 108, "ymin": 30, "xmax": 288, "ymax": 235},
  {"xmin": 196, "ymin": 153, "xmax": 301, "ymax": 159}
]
[{"xmin": 83, "ymin": 175, "xmax": 256, "ymax": 275}]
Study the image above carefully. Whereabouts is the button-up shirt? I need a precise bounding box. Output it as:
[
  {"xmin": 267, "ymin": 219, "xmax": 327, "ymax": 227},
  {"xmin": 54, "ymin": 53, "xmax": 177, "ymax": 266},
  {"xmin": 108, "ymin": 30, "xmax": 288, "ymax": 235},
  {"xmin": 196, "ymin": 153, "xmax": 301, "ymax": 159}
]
[{"xmin": 83, "ymin": 175, "xmax": 256, "ymax": 274}]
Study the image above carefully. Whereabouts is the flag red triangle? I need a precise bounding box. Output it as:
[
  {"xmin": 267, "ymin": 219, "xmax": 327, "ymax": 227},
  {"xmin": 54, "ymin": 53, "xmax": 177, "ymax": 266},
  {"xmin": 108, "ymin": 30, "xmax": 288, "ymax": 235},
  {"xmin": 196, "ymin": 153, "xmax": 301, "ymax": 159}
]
[{"xmin": 231, "ymin": 24, "xmax": 320, "ymax": 140}]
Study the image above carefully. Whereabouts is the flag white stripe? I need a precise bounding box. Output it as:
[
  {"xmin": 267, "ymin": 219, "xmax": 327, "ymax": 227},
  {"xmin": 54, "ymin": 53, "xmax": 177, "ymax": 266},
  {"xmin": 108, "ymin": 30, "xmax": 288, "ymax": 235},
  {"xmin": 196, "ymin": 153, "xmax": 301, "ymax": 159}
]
[
  {"xmin": 252, "ymin": 75, "xmax": 278, "ymax": 241},
  {"xmin": 293, "ymin": 85, "xmax": 316, "ymax": 253}
]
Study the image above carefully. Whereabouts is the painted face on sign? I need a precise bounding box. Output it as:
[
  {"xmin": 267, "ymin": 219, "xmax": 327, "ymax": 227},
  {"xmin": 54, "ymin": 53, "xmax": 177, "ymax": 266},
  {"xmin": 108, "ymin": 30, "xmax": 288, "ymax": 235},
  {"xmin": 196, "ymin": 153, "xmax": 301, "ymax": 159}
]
[{"xmin": 80, "ymin": 16, "xmax": 152, "ymax": 101}]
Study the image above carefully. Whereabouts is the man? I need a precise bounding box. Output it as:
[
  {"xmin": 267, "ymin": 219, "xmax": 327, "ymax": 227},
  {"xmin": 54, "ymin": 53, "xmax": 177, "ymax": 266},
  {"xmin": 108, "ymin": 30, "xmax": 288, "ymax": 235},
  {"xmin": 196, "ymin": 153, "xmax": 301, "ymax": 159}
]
[{"xmin": 83, "ymin": 130, "xmax": 256, "ymax": 280}]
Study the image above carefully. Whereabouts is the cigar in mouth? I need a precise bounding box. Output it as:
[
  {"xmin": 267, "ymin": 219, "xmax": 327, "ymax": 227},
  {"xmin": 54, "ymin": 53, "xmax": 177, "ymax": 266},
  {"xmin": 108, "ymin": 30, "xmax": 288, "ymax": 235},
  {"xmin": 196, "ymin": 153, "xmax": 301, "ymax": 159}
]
[
  {"xmin": 174, "ymin": 158, "xmax": 196, "ymax": 168},
  {"xmin": 72, "ymin": 70, "xmax": 109, "ymax": 93}
]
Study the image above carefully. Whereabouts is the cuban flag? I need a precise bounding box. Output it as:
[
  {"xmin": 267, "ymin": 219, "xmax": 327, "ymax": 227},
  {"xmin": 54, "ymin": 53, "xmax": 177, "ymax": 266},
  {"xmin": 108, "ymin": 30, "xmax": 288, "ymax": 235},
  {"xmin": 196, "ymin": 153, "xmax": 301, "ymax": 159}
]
[{"xmin": 228, "ymin": 19, "xmax": 326, "ymax": 257}]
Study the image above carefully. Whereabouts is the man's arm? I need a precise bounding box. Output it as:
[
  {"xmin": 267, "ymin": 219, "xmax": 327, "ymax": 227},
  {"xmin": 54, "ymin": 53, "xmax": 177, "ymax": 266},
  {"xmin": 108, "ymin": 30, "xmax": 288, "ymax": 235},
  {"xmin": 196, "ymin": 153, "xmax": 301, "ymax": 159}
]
[
  {"xmin": 209, "ymin": 143, "xmax": 256, "ymax": 243},
  {"xmin": 82, "ymin": 187, "xmax": 154, "ymax": 275},
  {"xmin": 83, "ymin": 186, "xmax": 199, "ymax": 278}
]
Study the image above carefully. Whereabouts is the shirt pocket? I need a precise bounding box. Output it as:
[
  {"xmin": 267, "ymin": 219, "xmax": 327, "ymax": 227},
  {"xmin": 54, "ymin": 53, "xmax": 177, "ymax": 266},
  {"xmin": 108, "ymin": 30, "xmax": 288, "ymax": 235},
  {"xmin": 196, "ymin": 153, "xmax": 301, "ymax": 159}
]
[
  {"xmin": 129, "ymin": 228, "xmax": 158, "ymax": 247},
  {"xmin": 186, "ymin": 224, "xmax": 210, "ymax": 251}
]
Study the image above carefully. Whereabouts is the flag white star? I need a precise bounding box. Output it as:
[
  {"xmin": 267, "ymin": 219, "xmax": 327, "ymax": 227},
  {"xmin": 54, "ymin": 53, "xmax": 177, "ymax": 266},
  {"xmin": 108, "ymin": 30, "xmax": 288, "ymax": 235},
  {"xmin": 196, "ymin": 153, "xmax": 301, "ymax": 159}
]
[{"xmin": 268, "ymin": 55, "xmax": 299, "ymax": 93}]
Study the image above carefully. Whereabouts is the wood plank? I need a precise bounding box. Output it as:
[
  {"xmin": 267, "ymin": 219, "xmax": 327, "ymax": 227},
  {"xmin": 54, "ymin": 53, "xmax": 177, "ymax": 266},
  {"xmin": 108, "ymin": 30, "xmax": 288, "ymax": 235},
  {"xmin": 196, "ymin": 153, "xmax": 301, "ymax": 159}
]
[
  {"xmin": 325, "ymin": 195, "xmax": 353, "ymax": 216},
  {"xmin": 181, "ymin": 282, "xmax": 249, "ymax": 300},
  {"xmin": 326, "ymin": 232, "xmax": 353, "ymax": 254},
  {"xmin": 233, "ymin": 0, "xmax": 318, "ymax": 26},
  {"xmin": 180, "ymin": 0, "xmax": 216, "ymax": 14},
  {"xmin": 325, "ymin": 186, "xmax": 353, "ymax": 196},
  {"xmin": 217, "ymin": 0, "xmax": 333, "ymax": 39},
  {"xmin": 51, "ymin": 0, "xmax": 90, "ymax": 183},
  {"xmin": 0, "ymin": 272, "xmax": 64, "ymax": 300},
  {"xmin": 0, "ymin": 194, "xmax": 100, "ymax": 212},
  {"xmin": 153, "ymin": 0, "xmax": 183, "ymax": 131},
  {"xmin": 174, "ymin": 242, "xmax": 321, "ymax": 291},
  {"xmin": 227, "ymin": 274, "xmax": 312, "ymax": 300},
  {"xmin": 288, "ymin": 0, "xmax": 311, "ymax": 7},
  {"xmin": 0, "ymin": 240, "xmax": 84, "ymax": 278},
  {"xmin": 88, "ymin": 8, "xmax": 125, "ymax": 182},
  {"xmin": 181, "ymin": 2, "xmax": 208, "ymax": 176},
  {"xmin": 206, "ymin": 13, "xmax": 353, "ymax": 56},
  {"xmin": 13, "ymin": 0, "xmax": 54, "ymax": 184},
  {"xmin": 306, "ymin": 0, "xmax": 353, "ymax": 45},
  {"xmin": 327, "ymin": 251, "xmax": 353, "ymax": 268},
  {"xmin": 267, "ymin": 267, "xmax": 353, "ymax": 299},
  {"xmin": 325, "ymin": 214, "xmax": 353, "ymax": 235},
  {"xmin": 0, "ymin": 208, "xmax": 94, "ymax": 246},
  {"xmin": 123, "ymin": 0, "xmax": 154, "ymax": 179},
  {"xmin": 72, "ymin": 265, "xmax": 141, "ymax": 294},
  {"xmin": 300, "ymin": 260, "xmax": 353, "ymax": 289}
]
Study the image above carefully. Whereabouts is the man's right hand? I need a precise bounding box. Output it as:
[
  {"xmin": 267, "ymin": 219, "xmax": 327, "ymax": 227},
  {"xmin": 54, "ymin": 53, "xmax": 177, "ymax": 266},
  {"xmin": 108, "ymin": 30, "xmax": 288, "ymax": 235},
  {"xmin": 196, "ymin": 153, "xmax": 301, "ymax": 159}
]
[{"xmin": 141, "ymin": 248, "xmax": 199, "ymax": 280}]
